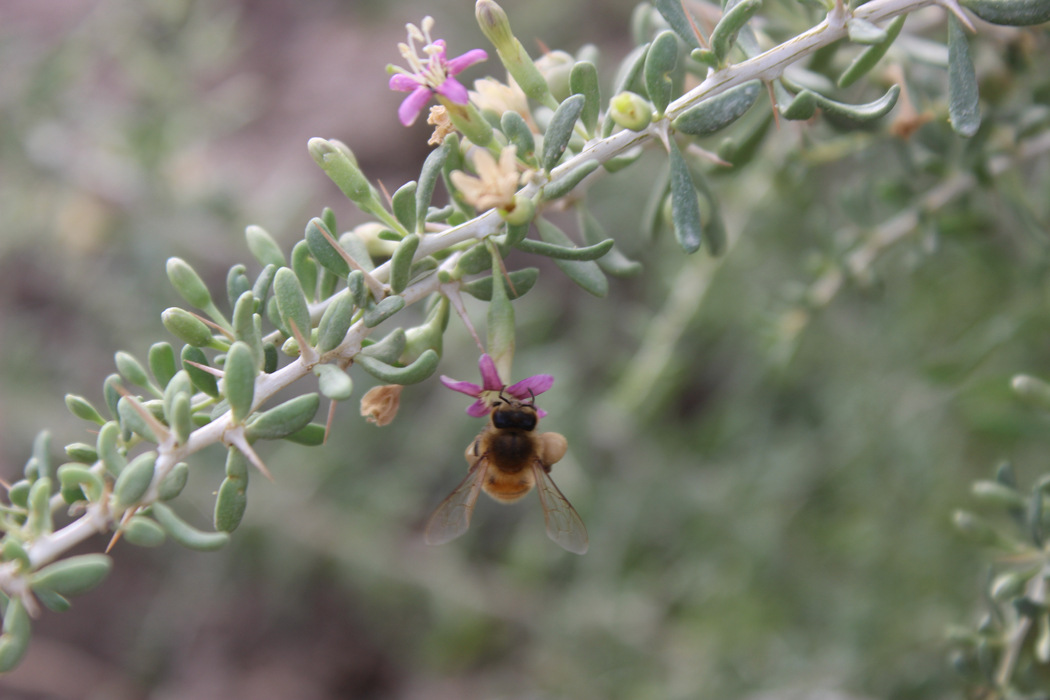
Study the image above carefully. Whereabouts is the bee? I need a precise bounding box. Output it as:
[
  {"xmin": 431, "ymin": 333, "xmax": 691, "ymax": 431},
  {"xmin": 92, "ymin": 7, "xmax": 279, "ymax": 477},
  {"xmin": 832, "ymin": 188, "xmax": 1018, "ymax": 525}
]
[{"xmin": 424, "ymin": 394, "xmax": 588, "ymax": 554}]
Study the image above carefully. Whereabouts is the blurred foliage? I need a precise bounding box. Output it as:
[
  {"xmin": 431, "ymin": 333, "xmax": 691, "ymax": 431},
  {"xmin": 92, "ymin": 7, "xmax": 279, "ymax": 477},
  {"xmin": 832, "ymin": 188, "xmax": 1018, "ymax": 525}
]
[{"xmin": 1, "ymin": 0, "xmax": 1049, "ymax": 698}]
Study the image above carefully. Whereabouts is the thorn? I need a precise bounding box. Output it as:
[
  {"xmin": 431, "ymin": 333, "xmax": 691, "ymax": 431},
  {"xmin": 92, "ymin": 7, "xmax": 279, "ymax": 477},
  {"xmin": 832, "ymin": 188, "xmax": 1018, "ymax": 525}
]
[
  {"xmin": 314, "ymin": 219, "xmax": 387, "ymax": 301},
  {"xmin": 106, "ymin": 509, "xmax": 134, "ymax": 553},
  {"xmin": 185, "ymin": 360, "xmax": 225, "ymax": 378},
  {"xmin": 766, "ymin": 81, "xmax": 781, "ymax": 130},
  {"xmin": 485, "ymin": 240, "xmax": 519, "ymax": 298},
  {"xmin": 324, "ymin": 400, "xmax": 337, "ymax": 445},
  {"xmin": 286, "ymin": 318, "xmax": 319, "ymax": 366},
  {"xmin": 114, "ymin": 386, "xmax": 172, "ymax": 443},
  {"xmin": 441, "ymin": 283, "xmax": 485, "ymax": 353},
  {"xmin": 227, "ymin": 432, "xmax": 274, "ymax": 481},
  {"xmin": 682, "ymin": 0, "xmax": 710, "ymax": 49}
]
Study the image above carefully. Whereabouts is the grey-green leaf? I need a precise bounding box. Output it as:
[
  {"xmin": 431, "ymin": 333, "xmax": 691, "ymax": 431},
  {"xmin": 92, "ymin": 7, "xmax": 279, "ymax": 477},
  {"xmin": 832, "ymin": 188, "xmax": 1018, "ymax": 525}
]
[
  {"xmin": 673, "ymin": 80, "xmax": 762, "ymax": 136},
  {"xmin": 644, "ymin": 31, "xmax": 679, "ymax": 115},
  {"xmin": 536, "ymin": 218, "xmax": 608, "ymax": 296},
  {"xmin": 948, "ymin": 15, "xmax": 981, "ymax": 138},
  {"xmin": 542, "ymin": 94, "xmax": 586, "ymax": 172},
  {"xmin": 668, "ymin": 139, "xmax": 703, "ymax": 254}
]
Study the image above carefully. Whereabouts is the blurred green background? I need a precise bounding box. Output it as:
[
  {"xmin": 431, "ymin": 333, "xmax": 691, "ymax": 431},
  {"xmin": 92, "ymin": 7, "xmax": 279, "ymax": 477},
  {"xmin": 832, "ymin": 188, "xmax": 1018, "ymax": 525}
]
[{"xmin": 1, "ymin": 0, "xmax": 1049, "ymax": 698}]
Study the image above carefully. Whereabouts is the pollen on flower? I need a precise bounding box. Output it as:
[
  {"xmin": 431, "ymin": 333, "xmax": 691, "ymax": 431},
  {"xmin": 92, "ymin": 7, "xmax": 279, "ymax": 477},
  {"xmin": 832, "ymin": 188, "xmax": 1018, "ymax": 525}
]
[
  {"xmin": 387, "ymin": 16, "xmax": 488, "ymax": 127},
  {"xmin": 360, "ymin": 385, "xmax": 404, "ymax": 426},
  {"xmin": 449, "ymin": 146, "xmax": 522, "ymax": 213}
]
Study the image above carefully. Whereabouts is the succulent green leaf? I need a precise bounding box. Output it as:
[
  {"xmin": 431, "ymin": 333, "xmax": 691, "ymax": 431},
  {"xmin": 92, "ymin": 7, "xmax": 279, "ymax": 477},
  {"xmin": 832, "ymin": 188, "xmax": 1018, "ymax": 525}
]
[
  {"xmin": 317, "ymin": 291, "xmax": 356, "ymax": 353},
  {"xmin": 645, "ymin": 31, "xmax": 679, "ymax": 115},
  {"xmin": 359, "ymin": 328, "xmax": 407, "ymax": 364},
  {"xmin": 162, "ymin": 308, "xmax": 215, "ymax": 348},
  {"xmin": 150, "ymin": 502, "xmax": 230, "ymax": 552},
  {"xmin": 314, "ymin": 363, "xmax": 354, "ymax": 401},
  {"xmin": 113, "ymin": 451, "xmax": 157, "ymax": 509},
  {"xmin": 673, "ymin": 80, "xmax": 762, "ymax": 136},
  {"xmin": 838, "ymin": 15, "xmax": 906, "ymax": 88},
  {"xmin": 64, "ymin": 442, "xmax": 98, "ymax": 463},
  {"xmin": 947, "ymin": 15, "xmax": 981, "ymax": 138},
  {"xmin": 182, "ymin": 345, "xmax": 220, "ymax": 398},
  {"xmin": 103, "ymin": 373, "xmax": 122, "ymax": 419},
  {"xmin": 147, "ymin": 342, "xmax": 178, "ymax": 389},
  {"xmin": 122, "ymin": 515, "xmax": 167, "ymax": 547},
  {"xmin": 31, "ymin": 554, "xmax": 112, "ymax": 597},
  {"xmin": 652, "ymin": 0, "xmax": 703, "ymax": 50},
  {"xmin": 392, "ymin": 181, "xmax": 418, "ymax": 233},
  {"xmin": 710, "ymin": 0, "xmax": 763, "ymax": 64},
  {"xmin": 339, "ymin": 232, "xmax": 375, "ymax": 272},
  {"xmin": 501, "ymin": 111, "xmax": 536, "ymax": 164},
  {"xmin": 232, "ymin": 291, "xmax": 263, "ymax": 367},
  {"xmin": 390, "ymin": 233, "xmax": 421, "ymax": 294},
  {"xmin": 65, "ymin": 394, "xmax": 106, "ymax": 426},
  {"xmin": 356, "ymin": 348, "xmax": 440, "ymax": 386},
  {"xmin": 417, "ymin": 144, "xmax": 450, "ymax": 233},
  {"xmin": 224, "ymin": 341, "xmax": 258, "ymax": 423},
  {"xmin": 245, "ymin": 394, "xmax": 321, "ymax": 441},
  {"xmin": 515, "ymin": 235, "xmax": 614, "ymax": 261},
  {"xmin": 308, "ymin": 137, "xmax": 378, "ymax": 206},
  {"xmin": 245, "ymin": 225, "xmax": 286, "ymax": 268},
  {"xmin": 570, "ymin": 61, "xmax": 601, "ymax": 133},
  {"xmin": 579, "ymin": 209, "xmax": 642, "ymax": 276},
  {"xmin": 542, "ymin": 159, "xmax": 600, "ymax": 202},
  {"xmin": 363, "ymin": 295, "xmax": 406, "ymax": 328},
  {"xmin": 214, "ymin": 476, "xmax": 248, "ymax": 533},
  {"xmin": 780, "ymin": 84, "xmax": 900, "ymax": 122},
  {"xmin": 273, "ymin": 267, "xmax": 311, "ymax": 340},
  {"xmin": 166, "ymin": 257, "xmax": 213, "ymax": 310},
  {"xmin": 226, "ymin": 264, "xmax": 251, "ymax": 311},
  {"xmin": 536, "ymin": 218, "xmax": 609, "ymax": 296},
  {"xmin": 0, "ymin": 597, "xmax": 31, "ymax": 673},
  {"xmin": 542, "ymin": 95, "xmax": 586, "ymax": 172},
  {"xmin": 282, "ymin": 423, "xmax": 327, "ymax": 446},
  {"xmin": 252, "ymin": 263, "xmax": 278, "ymax": 305},
  {"xmin": 462, "ymin": 268, "xmax": 541, "ymax": 301},
  {"xmin": 57, "ymin": 463, "xmax": 103, "ymax": 502},
  {"xmin": 959, "ymin": 0, "xmax": 1050, "ymax": 24},
  {"xmin": 96, "ymin": 421, "xmax": 126, "ymax": 476},
  {"xmin": 305, "ymin": 218, "xmax": 350, "ymax": 279},
  {"xmin": 117, "ymin": 396, "xmax": 158, "ymax": 443},
  {"xmin": 115, "ymin": 351, "xmax": 152, "ymax": 391},
  {"xmin": 291, "ymin": 240, "xmax": 319, "ymax": 302},
  {"xmin": 668, "ymin": 139, "xmax": 703, "ymax": 254},
  {"xmin": 158, "ymin": 462, "xmax": 189, "ymax": 501},
  {"xmin": 27, "ymin": 477, "xmax": 53, "ymax": 536}
]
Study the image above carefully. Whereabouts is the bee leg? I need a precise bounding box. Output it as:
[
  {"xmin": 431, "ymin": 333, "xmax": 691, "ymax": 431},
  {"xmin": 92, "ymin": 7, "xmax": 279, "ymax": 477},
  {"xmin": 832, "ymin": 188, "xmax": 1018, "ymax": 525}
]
[{"xmin": 537, "ymin": 432, "xmax": 568, "ymax": 469}]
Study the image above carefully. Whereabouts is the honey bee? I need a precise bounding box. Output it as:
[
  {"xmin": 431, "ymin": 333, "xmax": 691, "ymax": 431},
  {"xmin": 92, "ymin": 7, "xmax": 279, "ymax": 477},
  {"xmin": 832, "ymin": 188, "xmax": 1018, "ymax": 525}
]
[{"xmin": 424, "ymin": 394, "xmax": 588, "ymax": 554}]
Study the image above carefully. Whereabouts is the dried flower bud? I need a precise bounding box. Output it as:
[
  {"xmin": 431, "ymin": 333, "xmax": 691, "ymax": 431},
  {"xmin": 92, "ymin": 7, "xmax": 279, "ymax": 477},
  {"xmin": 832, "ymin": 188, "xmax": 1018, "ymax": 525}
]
[{"xmin": 361, "ymin": 385, "xmax": 404, "ymax": 426}]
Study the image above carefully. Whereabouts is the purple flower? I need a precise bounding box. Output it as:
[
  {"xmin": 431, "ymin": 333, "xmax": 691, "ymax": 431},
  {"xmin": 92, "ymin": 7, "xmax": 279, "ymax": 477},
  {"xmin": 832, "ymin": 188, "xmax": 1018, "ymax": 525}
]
[
  {"xmin": 440, "ymin": 354, "xmax": 553, "ymax": 417},
  {"xmin": 388, "ymin": 17, "xmax": 488, "ymax": 127}
]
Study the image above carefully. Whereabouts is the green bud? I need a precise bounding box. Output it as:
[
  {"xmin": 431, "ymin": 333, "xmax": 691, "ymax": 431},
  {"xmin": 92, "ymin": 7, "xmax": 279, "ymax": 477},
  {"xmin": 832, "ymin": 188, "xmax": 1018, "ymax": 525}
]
[
  {"xmin": 65, "ymin": 394, "xmax": 106, "ymax": 426},
  {"xmin": 245, "ymin": 225, "xmax": 286, "ymax": 268},
  {"xmin": 158, "ymin": 462, "xmax": 189, "ymax": 501},
  {"xmin": 502, "ymin": 194, "xmax": 536, "ymax": 227},
  {"xmin": 609, "ymin": 92, "xmax": 653, "ymax": 131},
  {"xmin": 224, "ymin": 341, "xmax": 258, "ymax": 424},
  {"xmin": 476, "ymin": 0, "xmax": 514, "ymax": 48},
  {"xmin": 113, "ymin": 451, "xmax": 157, "ymax": 509},
  {"xmin": 122, "ymin": 515, "xmax": 167, "ymax": 547},
  {"xmin": 166, "ymin": 257, "xmax": 213, "ymax": 310},
  {"xmin": 314, "ymin": 363, "xmax": 354, "ymax": 401},
  {"xmin": 245, "ymin": 394, "xmax": 321, "ymax": 441},
  {"xmin": 149, "ymin": 502, "xmax": 229, "ymax": 552},
  {"xmin": 476, "ymin": 0, "xmax": 554, "ymax": 107},
  {"xmin": 162, "ymin": 307, "xmax": 215, "ymax": 348},
  {"xmin": 273, "ymin": 267, "xmax": 311, "ymax": 340},
  {"xmin": 31, "ymin": 554, "xmax": 112, "ymax": 597}
]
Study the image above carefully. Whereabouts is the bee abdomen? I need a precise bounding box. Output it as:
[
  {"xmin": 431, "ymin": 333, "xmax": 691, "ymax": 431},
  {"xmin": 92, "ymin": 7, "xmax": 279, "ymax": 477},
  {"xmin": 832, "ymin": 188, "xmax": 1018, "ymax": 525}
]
[{"xmin": 488, "ymin": 431, "xmax": 535, "ymax": 473}]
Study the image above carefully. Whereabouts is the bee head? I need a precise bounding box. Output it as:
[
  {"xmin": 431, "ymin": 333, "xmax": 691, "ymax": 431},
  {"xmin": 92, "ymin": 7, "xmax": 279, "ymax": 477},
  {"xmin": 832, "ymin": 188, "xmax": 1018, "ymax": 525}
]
[{"xmin": 490, "ymin": 391, "xmax": 538, "ymax": 431}]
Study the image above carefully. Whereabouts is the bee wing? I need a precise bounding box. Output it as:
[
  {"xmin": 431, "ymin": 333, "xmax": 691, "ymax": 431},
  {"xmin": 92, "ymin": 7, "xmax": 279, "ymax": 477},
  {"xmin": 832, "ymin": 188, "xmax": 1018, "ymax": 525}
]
[
  {"xmin": 531, "ymin": 462, "xmax": 589, "ymax": 555},
  {"xmin": 424, "ymin": 459, "xmax": 489, "ymax": 545}
]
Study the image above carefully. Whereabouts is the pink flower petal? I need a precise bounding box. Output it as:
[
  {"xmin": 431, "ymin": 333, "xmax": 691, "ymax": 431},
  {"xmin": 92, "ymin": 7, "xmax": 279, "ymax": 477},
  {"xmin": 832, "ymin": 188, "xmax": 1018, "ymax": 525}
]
[
  {"xmin": 477, "ymin": 354, "xmax": 504, "ymax": 391},
  {"xmin": 388, "ymin": 74, "xmax": 422, "ymax": 93},
  {"xmin": 466, "ymin": 400, "xmax": 491, "ymax": 417},
  {"xmin": 447, "ymin": 49, "xmax": 488, "ymax": 75},
  {"xmin": 397, "ymin": 87, "xmax": 433, "ymax": 126},
  {"xmin": 507, "ymin": 374, "xmax": 554, "ymax": 398},
  {"xmin": 439, "ymin": 375, "xmax": 483, "ymax": 396},
  {"xmin": 435, "ymin": 77, "xmax": 469, "ymax": 105}
]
